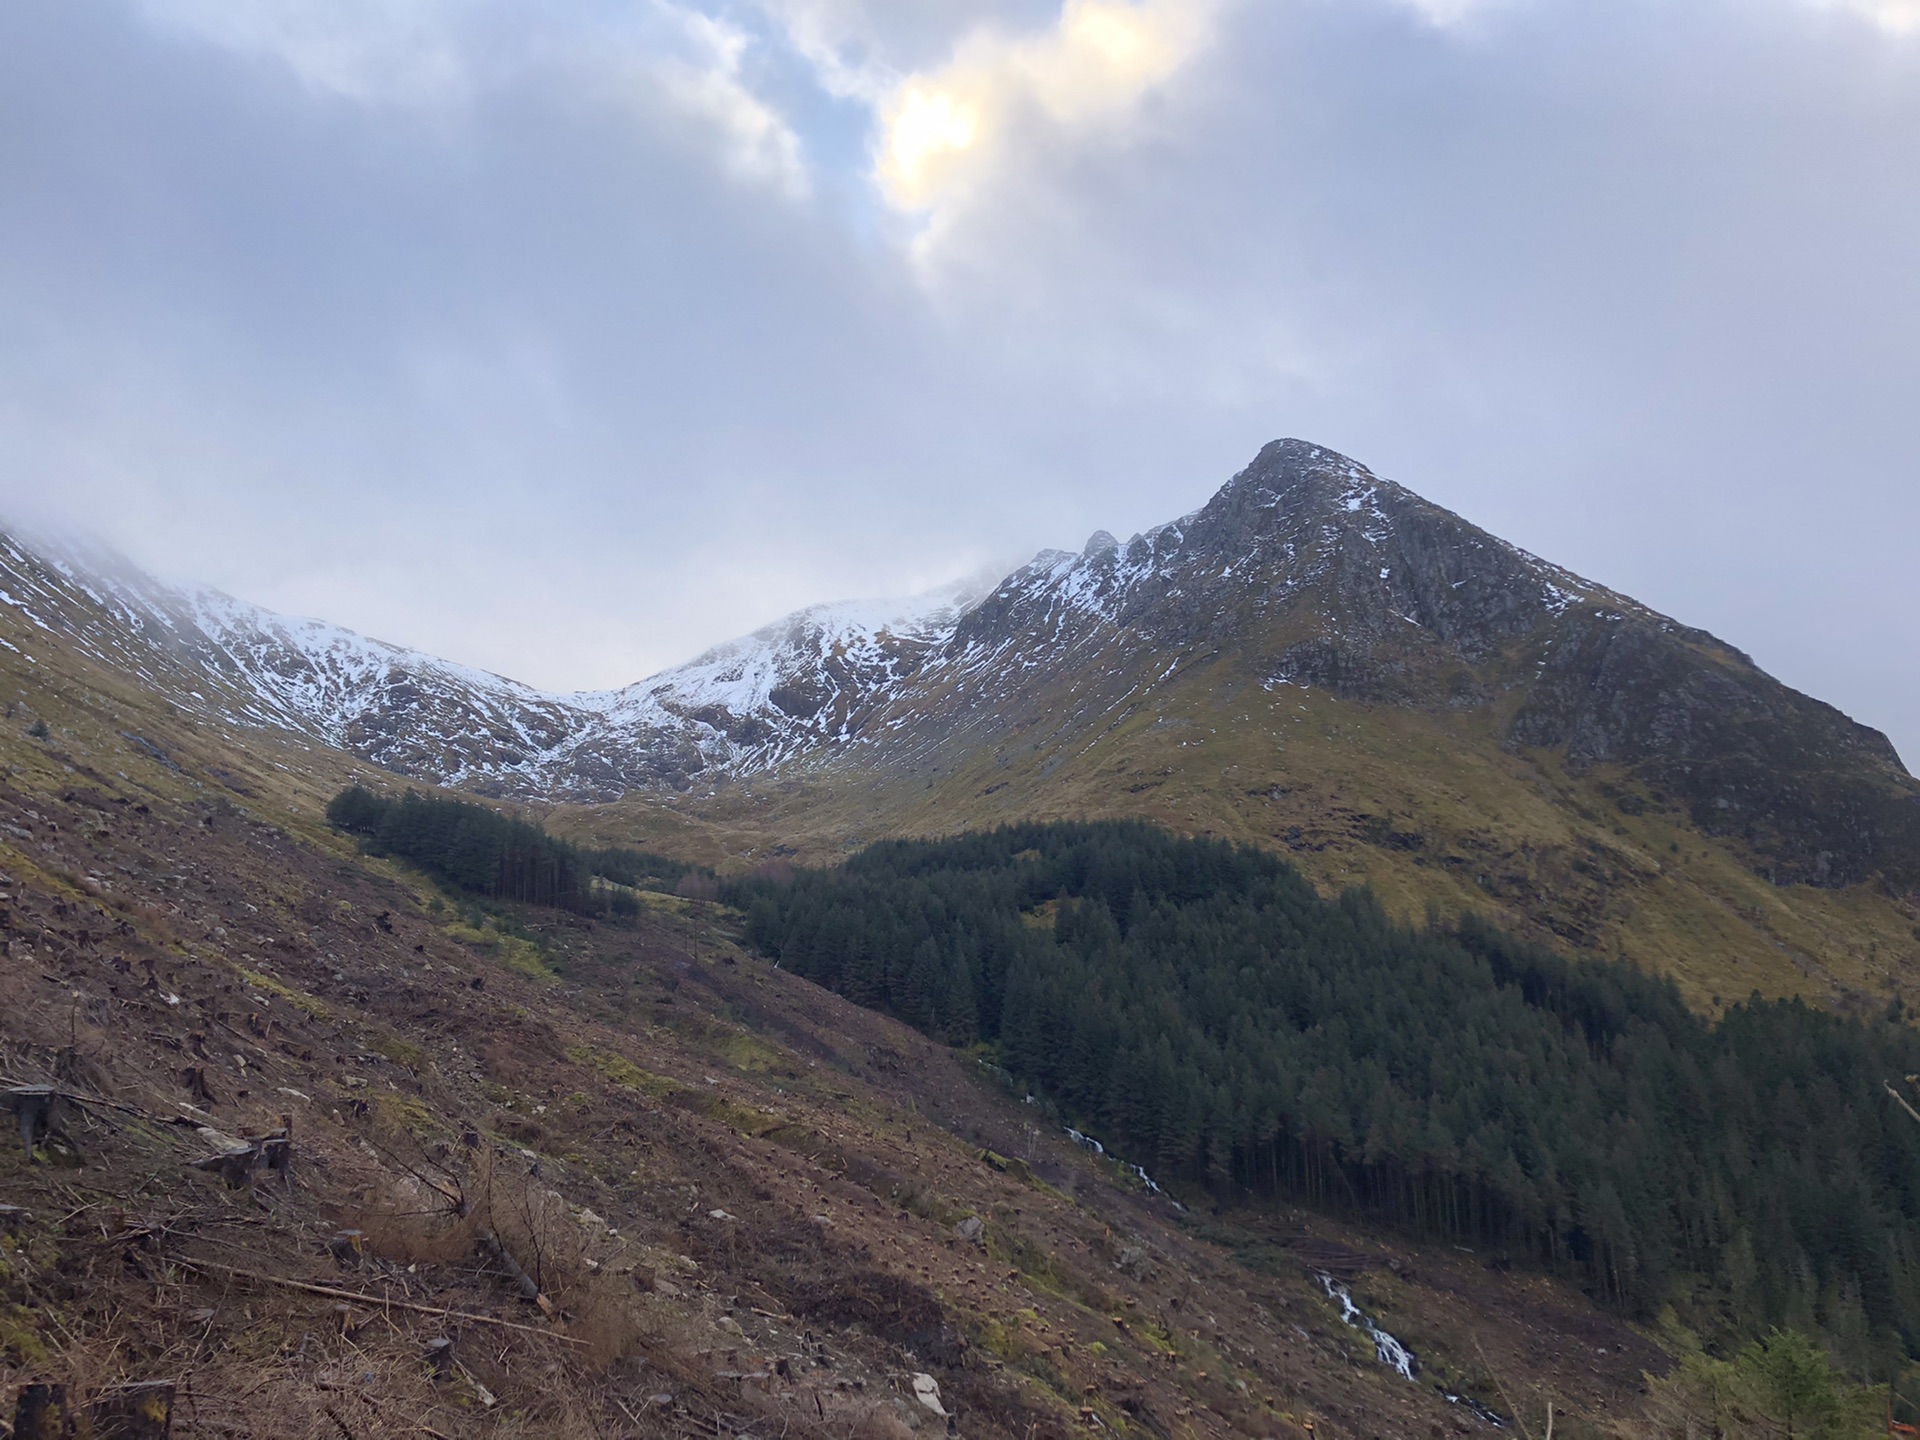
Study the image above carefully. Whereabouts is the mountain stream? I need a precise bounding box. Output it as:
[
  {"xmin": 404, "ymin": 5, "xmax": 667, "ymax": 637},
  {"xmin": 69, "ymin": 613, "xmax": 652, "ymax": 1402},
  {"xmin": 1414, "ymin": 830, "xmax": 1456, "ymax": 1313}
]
[{"xmin": 1316, "ymin": 1273, "xmax": 1507, "ymax": 1428}]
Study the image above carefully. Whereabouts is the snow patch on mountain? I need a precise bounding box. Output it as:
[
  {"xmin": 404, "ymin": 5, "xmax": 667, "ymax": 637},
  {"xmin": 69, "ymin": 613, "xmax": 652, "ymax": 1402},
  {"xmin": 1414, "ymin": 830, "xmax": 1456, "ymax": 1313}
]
[{"xmin": 0, "ymin": 440, "xmax": 1628, "ymax": 801}]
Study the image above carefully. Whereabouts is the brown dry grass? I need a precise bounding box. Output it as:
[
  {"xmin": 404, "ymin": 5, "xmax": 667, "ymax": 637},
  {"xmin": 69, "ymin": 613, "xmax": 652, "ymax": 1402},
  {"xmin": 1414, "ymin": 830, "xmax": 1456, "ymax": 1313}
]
[{"xmin": 0, "ymin": 680, "xmax": 1689, "ymax": 1439}]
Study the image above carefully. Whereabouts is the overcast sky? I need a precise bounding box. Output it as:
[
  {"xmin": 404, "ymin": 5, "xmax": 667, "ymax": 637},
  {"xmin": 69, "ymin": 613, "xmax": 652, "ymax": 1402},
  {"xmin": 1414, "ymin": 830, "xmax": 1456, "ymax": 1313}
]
[{"xmin": 3, "ymin": 0, "xmax": 1918, "ymax": 761}]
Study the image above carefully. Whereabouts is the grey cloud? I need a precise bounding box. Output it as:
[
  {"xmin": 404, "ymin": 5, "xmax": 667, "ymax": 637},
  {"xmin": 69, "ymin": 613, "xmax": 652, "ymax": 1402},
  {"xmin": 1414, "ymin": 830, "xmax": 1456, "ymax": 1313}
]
[{"xmin": 2, "ymin": 0, "xmax": 1917, "ymax": 764}]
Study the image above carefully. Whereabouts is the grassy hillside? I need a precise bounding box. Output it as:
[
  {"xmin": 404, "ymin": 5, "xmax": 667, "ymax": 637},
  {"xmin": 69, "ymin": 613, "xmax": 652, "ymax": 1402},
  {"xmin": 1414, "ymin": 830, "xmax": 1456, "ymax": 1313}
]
[
  {"xmin": 0, "ymin": 600, "xmax": 1726, "ymax": 1439},
  {"xmin": 0, "ymin": 540, "xmax": 1909, "ymax": 1436},
  {"xmin": 560, "ymin": 651, "xmax": 1920, "ymax": 1017}
]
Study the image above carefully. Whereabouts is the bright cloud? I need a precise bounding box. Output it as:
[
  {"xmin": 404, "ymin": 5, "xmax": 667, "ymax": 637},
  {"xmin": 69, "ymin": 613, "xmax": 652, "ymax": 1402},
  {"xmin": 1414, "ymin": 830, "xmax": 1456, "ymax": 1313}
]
[
  {"xmin": 885, "ymin": 85, "xmax": 982, "ymax": 197},
  {"xmin": 872, "ymin": 0, "xmax": 1217, "ymax": 216},
  {"xmin": 1827, "ymin": 0, "xmax": 1920, "ymax": 32},
  {"xmin": 631, "ymin": 11, "xmax": 811, "ymax": 197}
]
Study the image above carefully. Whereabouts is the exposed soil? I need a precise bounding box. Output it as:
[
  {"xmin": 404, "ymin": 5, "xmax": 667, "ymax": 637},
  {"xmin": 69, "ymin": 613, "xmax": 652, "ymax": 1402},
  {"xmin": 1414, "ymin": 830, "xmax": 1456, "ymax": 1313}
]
[{"xmin": 0, "ymin": 777, "xmax": 1669, "ymax": 1437}]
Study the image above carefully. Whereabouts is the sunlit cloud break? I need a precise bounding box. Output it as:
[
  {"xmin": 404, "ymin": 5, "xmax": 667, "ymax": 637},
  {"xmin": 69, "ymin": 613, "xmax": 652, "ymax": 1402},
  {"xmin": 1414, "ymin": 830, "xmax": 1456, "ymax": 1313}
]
[
  {"xmin": 1831, "ymin": 0, "xmax": 1920, "ymax": 31},
  {"xmin": 874, "ymin": 0, "xmax": 1217, "ymax": 216}
]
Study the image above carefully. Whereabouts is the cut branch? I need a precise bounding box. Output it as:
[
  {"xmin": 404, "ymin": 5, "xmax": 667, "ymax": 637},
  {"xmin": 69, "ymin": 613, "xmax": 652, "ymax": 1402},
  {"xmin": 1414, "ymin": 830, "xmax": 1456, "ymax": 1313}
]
[
  {"xmin": 169, "ymin": 1258, "xmax": 583, "ymax": 1345},
  {"xmin": 1473, "ymin": 1337, "xmax": 1534, "ymax": 1440},
  {"xmin": 1887, "ymin": 1080, "xmax": 1920, "ymax": 1128},
  {"xmin": 479, "ymin": 1228, "xmax": 556, "ymax": 1317}
]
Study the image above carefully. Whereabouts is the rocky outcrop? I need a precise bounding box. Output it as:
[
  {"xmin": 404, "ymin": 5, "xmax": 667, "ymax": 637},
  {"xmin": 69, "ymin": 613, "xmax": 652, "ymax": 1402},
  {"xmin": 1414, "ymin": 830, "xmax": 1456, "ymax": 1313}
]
[{"xmin": 1510, "ymin": 608, "xmax": 1920, "ymax": 887}]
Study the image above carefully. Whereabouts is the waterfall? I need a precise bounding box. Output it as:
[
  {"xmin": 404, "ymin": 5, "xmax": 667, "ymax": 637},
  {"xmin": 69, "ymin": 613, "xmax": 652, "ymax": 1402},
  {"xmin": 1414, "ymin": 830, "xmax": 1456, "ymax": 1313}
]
[
  {"xmin": 1315, "ymin": 1272, "xmax": 1507, "ymax": 1428},
  {"xmin": 1317, "ymin": 1273, "xmax": 1417, "ymax": 1379}
]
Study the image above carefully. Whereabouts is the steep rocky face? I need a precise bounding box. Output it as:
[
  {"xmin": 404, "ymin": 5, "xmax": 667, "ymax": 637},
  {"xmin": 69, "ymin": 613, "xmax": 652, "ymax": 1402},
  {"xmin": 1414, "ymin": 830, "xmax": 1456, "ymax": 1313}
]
[
  {"xmin": 5, "ymin": 439, "xmax": 1915, "ymax": 896},
  {"xmin": 1511, "ymin": 610, "xmax": 1920, "ymax": 887},
  {"xmin": 0, "ymin": 531, "xmax": 233, "ymax": 699},
  {"xmin": 948, "ymin": 438, "xmax": 1599, "ymax": 702}
]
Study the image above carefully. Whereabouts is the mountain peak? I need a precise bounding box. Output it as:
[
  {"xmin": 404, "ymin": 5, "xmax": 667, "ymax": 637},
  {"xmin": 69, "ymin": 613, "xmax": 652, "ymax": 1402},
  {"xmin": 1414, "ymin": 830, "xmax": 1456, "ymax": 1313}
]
[
  {"xmin": 1248, "ymin": 436, "xmax": 1369, "ymax": 475},
  {"xmin": 1186, "ymin": 438, "xmax": 1391, "ymax": 542}
]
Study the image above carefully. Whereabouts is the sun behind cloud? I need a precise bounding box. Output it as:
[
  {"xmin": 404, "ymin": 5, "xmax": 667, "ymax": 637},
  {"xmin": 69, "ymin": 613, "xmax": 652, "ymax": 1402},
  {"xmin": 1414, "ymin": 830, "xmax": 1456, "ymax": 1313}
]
[
  {"xmin": 874, "ymin": 0, "xmax": 1216, "ymax": 217},
  {"xmin": 885, "ymin": 84, "xmax": 982, "ymax": 199},
  {"xmin": 1833, "ymin": 0, "xmax": 1920, "ymax": 31}
]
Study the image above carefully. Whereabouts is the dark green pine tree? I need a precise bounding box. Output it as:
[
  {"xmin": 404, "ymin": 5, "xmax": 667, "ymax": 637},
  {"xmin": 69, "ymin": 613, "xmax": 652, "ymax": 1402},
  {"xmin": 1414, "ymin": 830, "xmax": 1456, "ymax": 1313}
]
[{"xmin": 723, "ymin": 818, "xmax": 1920, "ymax": 1372}]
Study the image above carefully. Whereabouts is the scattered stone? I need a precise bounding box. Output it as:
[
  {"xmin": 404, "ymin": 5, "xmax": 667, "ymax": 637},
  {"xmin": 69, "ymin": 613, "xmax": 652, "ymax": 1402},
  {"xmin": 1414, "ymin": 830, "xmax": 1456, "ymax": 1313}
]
[
  {"xmin": 911, "ymin": 1373, "xmax": 947, "ymax": 1418},
  {"xmin": 186, "ymin": 1120, "xmax": 290, "ymax": 1189}
]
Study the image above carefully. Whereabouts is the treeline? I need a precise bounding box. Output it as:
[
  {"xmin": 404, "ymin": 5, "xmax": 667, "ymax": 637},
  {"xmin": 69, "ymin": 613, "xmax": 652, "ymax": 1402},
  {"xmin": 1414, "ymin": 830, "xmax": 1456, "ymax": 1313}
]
[
  {"xmin": 726, "ymin": 820, "xmax": 1920, "ymax": 1368},
  {"xmin": 326, "ymin": 787, "xmax": 704, "ymax": 916}
]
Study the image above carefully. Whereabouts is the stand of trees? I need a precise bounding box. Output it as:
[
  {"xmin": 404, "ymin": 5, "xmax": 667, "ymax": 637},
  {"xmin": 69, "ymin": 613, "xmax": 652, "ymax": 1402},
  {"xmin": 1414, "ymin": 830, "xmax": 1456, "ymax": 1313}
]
[
  {"xmin": 1638, "ymin": 1330, "xmax": 1883, "ymax": 1439},
  {"xmin": 726, "ymin": 820, "xmax": 1920, "ymax": 1367},
  {"xmin": 326, "ymin": 787, "xmax": 703, "ymax": 916}
]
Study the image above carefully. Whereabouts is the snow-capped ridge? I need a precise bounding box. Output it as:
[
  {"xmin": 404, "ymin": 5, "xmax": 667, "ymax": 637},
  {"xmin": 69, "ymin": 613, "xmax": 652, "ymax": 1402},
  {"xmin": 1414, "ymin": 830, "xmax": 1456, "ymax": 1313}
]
[{"xmin": 0, "ymin": 439, "xmax": 1683, "ymax": 802}]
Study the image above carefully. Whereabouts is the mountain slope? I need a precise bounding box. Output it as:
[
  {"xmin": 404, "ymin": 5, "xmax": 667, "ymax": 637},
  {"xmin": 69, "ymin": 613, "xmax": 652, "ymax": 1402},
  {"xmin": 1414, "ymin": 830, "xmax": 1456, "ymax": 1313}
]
[
  {"xmin": 796, "ymin": 439, "xmax": 1917, "ymax": 891},
  {"xmin": 0, "ymin": 529, "xmax": 984, "ymax": 799},
  {"xmin": 0, "ymin": 444, "xmax": 1911, "ymax": 1433},
  {"xmin": 5, "ymin": 441, "xmax": 1919, "ymax": 1012},
  {"xmin": 572, "ymin": 441, "xmax": 1920, "ymax": 1007},
  {"xmin": 0, "ymin": 611, "xmax": 1682, "ymax": 1439}
]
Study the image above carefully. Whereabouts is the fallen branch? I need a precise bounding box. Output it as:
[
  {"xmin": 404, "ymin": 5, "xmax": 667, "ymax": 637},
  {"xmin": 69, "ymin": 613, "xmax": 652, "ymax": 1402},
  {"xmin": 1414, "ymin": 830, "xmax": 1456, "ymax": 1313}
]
[
  {"xmin": 169, "ymin": 1259, "xmax": 585, "ymax": 1346},
  {"xmin": 1473, "ymin": 1337, "xmax": 1534, "ymax": 1440},
  {"xmin": 479, "ymin": 1229, "xmax": 556, "ymax": 1317},
  {"xmin": 1887, "ymin": 1080, "xmax": 1920, "ymax": 1128},
  {"xmin": 0, "ymin": 1077, "xmax": 178, "ymax": 1125}
]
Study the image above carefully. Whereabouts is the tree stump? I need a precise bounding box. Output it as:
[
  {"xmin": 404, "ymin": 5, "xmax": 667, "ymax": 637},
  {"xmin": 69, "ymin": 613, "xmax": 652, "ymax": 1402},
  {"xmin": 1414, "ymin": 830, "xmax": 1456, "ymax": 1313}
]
[
  {"xmin": 7, "ymin": 1086, "xmax": 69, "ymax": 1160},
  {"xmin": 90, "ymin": 1381, "xmax": 174, "ymax": 1438},
  {"xmin": 12, "ymin": 1382, "xmax": 73, "ymax": 1439},
  {"xmin": 179, "ymin": 1066, "xmax": 219, "ymax": 1108},
  {"xmin": 186, "ymin": 1147, "xmax": 257, "ymax": 1188}
]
